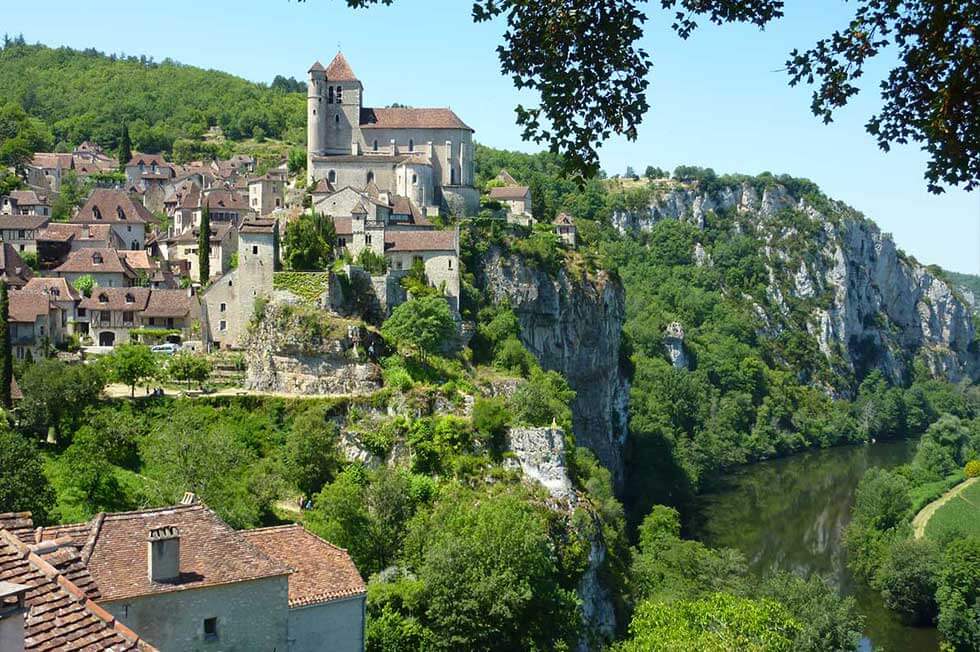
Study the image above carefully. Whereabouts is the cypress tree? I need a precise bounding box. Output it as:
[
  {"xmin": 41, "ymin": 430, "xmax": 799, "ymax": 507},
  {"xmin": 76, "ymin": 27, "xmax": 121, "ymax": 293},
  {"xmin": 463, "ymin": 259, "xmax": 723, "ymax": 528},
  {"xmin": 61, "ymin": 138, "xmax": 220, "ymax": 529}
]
[
  {"xmin": 0, "ymin": 280, "xmax": 12, "ymax": 408},
  {"xmin": 198, "ymin": 202, "xmax": 211, "ymax": 284},
  {"xmin": 118, "ymin": 124, "xmax": 132, "ymax": 172},
  {"xmin": 272, "ymin": 218, "xmax": 281, "ymax": 272}
]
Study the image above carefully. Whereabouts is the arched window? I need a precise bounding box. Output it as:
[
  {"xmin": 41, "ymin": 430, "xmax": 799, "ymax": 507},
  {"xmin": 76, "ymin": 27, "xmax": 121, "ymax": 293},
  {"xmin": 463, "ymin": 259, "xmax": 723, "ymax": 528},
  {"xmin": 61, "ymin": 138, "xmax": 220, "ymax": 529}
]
[
  {"xmin": 92, "ymin": 253, "xmax": 104, "ymax": 264},
  {"xmin": 328, "ymin": 86, "xmax": 334, "ymax": 104},
  {"xmin": 334, "ymin": 114, "xmax": 340, "ymax": 125},
  {"xmin": 98, "ymin": 293, "xmax": 108, "ymax": 303},
  {"xmin": 450, "ymin": 169, "xmax": 456, "ymax": 184},
  {"xmin": 336, "ymin": 86, "xmax": 343, "ymax": 102},
  {"xmin": 412, "ymin": 173, "xmax": 418, "ymax": 185},
  {"xmin": 116, "ymin": 206, "xmax": 126, "ymax": 220},
  {"xmin": 125, "ymin": 293, "xmax": 135, "ymax": 304},
  {"xmin": 408, "ymin": 139, "xmax": 414, "ymax": 152},
  {"xmin": 367, "ymin": 171, "xmax": 375, "ymax": 184},
  {"xmin": 372, "ymin": 140, "xmax": 378, "ymax": 152},
  {"xmin": 92, "ymin": 206, "xmax": 102, "ymax": 220},
  {"xmin": 328, "ymin": 170, "xmax": 336, "ymax": 183}
]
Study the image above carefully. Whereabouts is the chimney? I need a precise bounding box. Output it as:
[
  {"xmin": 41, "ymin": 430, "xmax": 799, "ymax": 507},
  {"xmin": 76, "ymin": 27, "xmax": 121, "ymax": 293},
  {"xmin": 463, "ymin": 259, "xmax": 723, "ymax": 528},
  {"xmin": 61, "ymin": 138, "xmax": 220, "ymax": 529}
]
[
  {"xmin": 147, "ymin": 526, "xmax": 180, "ymax": 583},
  {"xmin": 0, "ymin": 581, "xmax": 29, "ymax": 652}
]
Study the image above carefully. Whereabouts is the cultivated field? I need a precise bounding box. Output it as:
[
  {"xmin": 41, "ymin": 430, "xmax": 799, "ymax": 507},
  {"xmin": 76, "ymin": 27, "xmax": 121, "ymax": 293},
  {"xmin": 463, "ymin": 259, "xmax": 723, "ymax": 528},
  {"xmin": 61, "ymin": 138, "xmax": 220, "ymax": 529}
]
[{"xmin": 925, "ymin": 478, "xmax": 980, "ymax": 540}]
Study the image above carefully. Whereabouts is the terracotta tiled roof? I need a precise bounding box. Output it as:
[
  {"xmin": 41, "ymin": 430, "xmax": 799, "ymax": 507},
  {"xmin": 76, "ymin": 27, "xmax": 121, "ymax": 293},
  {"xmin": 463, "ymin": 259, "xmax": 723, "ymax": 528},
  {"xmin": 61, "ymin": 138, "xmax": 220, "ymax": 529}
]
[
  {"xmin": 54, "ymin": 248, "xmax": 136, "ymax": 277},
  {"xmin": 311, "ymin": 178, "xmax": 335, "ymax": 194},
  {"xmin": 72, "ymin": 189, "xmax": 153, "ymax": 225},
  {"xmin": 80, "ymin": 287, "xmax": 151, "ymax": 312},
  {"xmin": 22, "ymin": 277, "xmax": 82, "ymax": 302},
  {"xmin": 203, "ymin": 189, "xmax": 248, "ymax": 211},
  {"xmin": 0, "ymin": 243, "xmax": 33, "ymax": 286},
  {"xmin": 78, "ymin": 503, "xmax": 289, "ymax": 602},
  {"xmin": 126, "ymin": 153, "xmax": 173, "ymax": 172},
  {"xmin": 119, "ymin": 250, "xmax": 156, "ymax": 273},
  {"xmin": 241, "ymin": 525, "xmax": 365, "ymax": 607},
  {"xmin": 0, "ymin": 512, "xmax": 35, "ymax": 544},
  {"xmin": 489, "ymin": 186, "xmax": 530, "ymax": 201},
  {"xmin": 8, "ymin": 292, "xmax": 49, "ymax": 323},
  {"xmin": 30, "ymin": 153, "xmax": 73, "ymax": 170},
  {"xmin": 247, "ymin": 170, "xmax": 285, "ymax": 184},
  {"xmin": 142, "ymin": 289, "xmax": 193, "ymax": 318},
  {"xmin": 325, "ymin": 52, "xmax": 358, "ymax": 81},
  {"xmin": 553, "ymin": 212, "xmax": 575, "ymax": 225},
  {"xmin": 390, "ymin": 196, "xmax": 431, "ymax": 226},
  {"xmin": 359, "ymin": 107, "xmax": 472, "ymax": 131},
  {"xmin": 38, "ymin": 223, "xmax": 117, "ymax": 245},
  {"xmin": 0, "ymin": 529, "xmax": 155, "ymax": 651},
  {"xmin": 309, "ymin": 60, "xmax": 325, "ymax": 73},
  {"xmin": 9, "ymin": 190, "xmax": 48, "ymax": 206},
  {"xmin": 496, "ymin": 169, "xmax": 518, "ymax": 185},
  {"xmin": 34, "ymin": 522, "xmax": 94, "ymax": 550},
  {"xmin": 0, "ymin": 215, "xmax": 49, "ymax": 230},
  {"xmin": 333, "ymin": 216, "xmax": 353, "ymax": 237},
  {"xmin": 240, "ymin": 218, "xmax": 277, "ymax": 234},
  {"xmin": 384, "ymin": 229, "xmax": 456, "ymax": 253}
]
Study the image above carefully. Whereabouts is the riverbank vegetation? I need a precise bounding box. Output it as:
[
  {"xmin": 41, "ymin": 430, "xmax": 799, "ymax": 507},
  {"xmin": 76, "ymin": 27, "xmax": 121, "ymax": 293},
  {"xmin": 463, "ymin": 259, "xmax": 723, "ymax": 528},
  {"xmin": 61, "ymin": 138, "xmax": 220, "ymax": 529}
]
[{"xmin": 845, "ymin": 410, "xmax": 980, "ymax": 650}]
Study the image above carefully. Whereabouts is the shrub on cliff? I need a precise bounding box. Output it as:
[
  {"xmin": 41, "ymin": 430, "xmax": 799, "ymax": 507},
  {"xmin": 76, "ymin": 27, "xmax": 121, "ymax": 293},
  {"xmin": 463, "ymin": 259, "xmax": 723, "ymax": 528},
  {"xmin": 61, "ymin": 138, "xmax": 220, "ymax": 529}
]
[{"xmin": 381, "ymin": 296, "xmax": 456, "ymax": 362}]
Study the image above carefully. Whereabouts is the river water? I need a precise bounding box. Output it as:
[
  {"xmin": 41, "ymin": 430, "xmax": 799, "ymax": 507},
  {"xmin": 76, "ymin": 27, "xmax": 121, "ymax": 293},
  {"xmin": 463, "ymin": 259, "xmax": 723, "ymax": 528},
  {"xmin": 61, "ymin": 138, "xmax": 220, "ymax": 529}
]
[{"xmin": 688, "ymin": 440, "xmax": 940, "ymax": 652}]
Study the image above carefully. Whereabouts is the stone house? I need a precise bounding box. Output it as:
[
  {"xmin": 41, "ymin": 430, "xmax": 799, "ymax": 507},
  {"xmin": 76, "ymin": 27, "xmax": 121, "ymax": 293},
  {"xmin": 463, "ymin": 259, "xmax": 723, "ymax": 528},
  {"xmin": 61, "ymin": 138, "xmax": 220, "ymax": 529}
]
[
  {"xmin": 7, "ymin": 291, "xmax": 58, "ymax": 360},
  {"xmin": 119, "ymin": 250, "xmax": 159, "ymax": 283},
  {"xmin": 26, "ymin": 153, "xmax": 73, "ymax": 192},
  {"xmin": 22, "ymin": 277, "xmax": 82, "ymax": 336},
  {"xmin": 170, "ymin": 222, "xmax": 238, "ymax": 282},
  {"xmin": 124, "ymin": 153, "xmax": 176, "ymax": 188},
  {"xmin": 554, "ymin": 212, "xmax": 577, "ymax": 247},
  {"xmin": 0, "ymin": 214, "xmax": 49, "ymax": 254},
  {"xmin": 79, "ymin": 287, "xmax": 199, "ymax": 347},
  {"xmin": 201, "ymin": 219, "xmax": 277, "ymax": 349},
  {"xmin": 0, "ymin": 519, "xmax": 156, "ymax": 652},
  {"xmin": 173, "ymin": 188, "xmax": 252, "ymax": 236},
  {"xmin": 1, "ymin": 190, "xmax": 51, "ymax": 217},
  {"xmin": 248, "ymin": 170, "xmax": 286, "ymax": 216},
  {"xmin": 36, "ymin": 223, "xmax": 125, "ymax": 270},
  {"xmin": 384, "ymin": 229, "xmax": 460, "ymax": 311},
  {"xmin": 489, "ymin": 185, "xmax": 533, "ymax": 222},
  {"xmin": 0, "ymin": 244, "xmax": 34, "ymax": 288},
  {"xmin": 71, "ymin": 189, "xmax": 152, "ymax": 251},
  {"xmin": 24, "ymin": 499, "xmax": 364, "ymax": 652},
  {"xmin": 54, "ymin": 247, "xmax": 138, "ymax": 288},
  {"xmin": 307, "ymin": 53, "xmax": 478, "ymax": 215}
]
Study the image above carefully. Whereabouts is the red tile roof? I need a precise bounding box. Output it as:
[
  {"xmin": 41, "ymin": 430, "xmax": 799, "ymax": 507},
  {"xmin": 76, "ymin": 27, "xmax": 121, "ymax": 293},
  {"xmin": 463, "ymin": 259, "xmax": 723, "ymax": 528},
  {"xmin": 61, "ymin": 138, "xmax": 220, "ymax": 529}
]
[
  {"xmin": 311, "ymin": 178, "xmax": 336, "ymax": 194},
  {"xmin": 142, "ymin": 290, "xmax": 194, "ymax": 319},
  {"xmin": 0, "ymin": 243, "xmax": 33, "ymax": 286},
  {"xmin": 359, "ymin": 107, "xmax": 472, "ymax": 131},
  {"xmin": 0, "ymin": 528, "xmax": 155, "ymax": 651},
  {"xmin": 174, "ymin": 222, "xmax": 235, "ymax": 244},
  {"xmin": 325, "ymin": 52, "xmax": 358, "ymax": 82},
  {"xmin": 72, "ymin": 189, "xmax": 153, "ymax": 225},
  {"xmin": 8, "ymin": 291, "xmax": 50, "ymax": 323},
  {"xmin": 54, "ymin": 248, "xmax": 136, "ymax": 277},
  {"xmin": 30, "ymin": 153, "xmax": 73, "ymax": 170},
  {"xmin": 240, "ymin": 218, "xmax": 277, "ymax": 234},
  {"xmin": 8, "ymin": 190, "xmax": 48, "ymax": 206},
  {"xmin": 79, "ymin": 504, "xmax": 290, "ymax": 602},
  {"xmin": 553, "ymin": 212, "xmax": 575, "ymax": 225},
  {"xmin": 489, "ymin": 186, "xmax": 530, "ymax": 201},
  {"xmin": 23, "ymin": 277, "xmax": 82, "ymax": 302},
  {"xmin": 384, "ymin": 229, "xmax": 457, "ymax": 253},
  {"xmin": 0, "ymin": 512, "xmax": 35, "ymax": 544},
  {"xmin": 204, "ymin": 190, "xmax": 248, "ymax": 211},
  {"xmin": 241, "ymin": 525, "xmax": 365, "ymax": 607},
  {"xmin": 119, "ymin": 250, "xmax": 156, "ymax": 273},
  {"xmin": 80, "ymin": 288, "xmax": 151, "ymax": 312},
  {"xmin": 0, "ymin": 214, "xmax": 49, "ymax": 230},
  {"xmin": 333, "ymin": 216, "xmax": 353, "ymax": 237}
]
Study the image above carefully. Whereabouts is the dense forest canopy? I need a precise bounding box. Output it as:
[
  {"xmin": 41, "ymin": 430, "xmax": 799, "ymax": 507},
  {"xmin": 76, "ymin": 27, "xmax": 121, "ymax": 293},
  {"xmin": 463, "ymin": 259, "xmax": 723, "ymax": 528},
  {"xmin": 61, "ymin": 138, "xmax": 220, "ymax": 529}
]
[{"xmin": 0, "ymin": 38, "xmax": 305, "ymax": 153}]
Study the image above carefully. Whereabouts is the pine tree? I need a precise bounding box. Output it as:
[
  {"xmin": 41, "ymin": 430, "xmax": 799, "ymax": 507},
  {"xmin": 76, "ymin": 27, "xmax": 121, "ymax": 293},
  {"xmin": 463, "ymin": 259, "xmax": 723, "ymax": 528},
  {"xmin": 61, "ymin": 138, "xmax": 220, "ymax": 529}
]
[
  {"xmin": 198, "ymin": 202, "xmax": 211, "ymax": 284},
  {"xmin": 0, "ymin": 280, "xmax": 12, "ymax": 408},
  {"xmin": 117, "ymin": 124, "xmax": 131, "ymax": 172}
]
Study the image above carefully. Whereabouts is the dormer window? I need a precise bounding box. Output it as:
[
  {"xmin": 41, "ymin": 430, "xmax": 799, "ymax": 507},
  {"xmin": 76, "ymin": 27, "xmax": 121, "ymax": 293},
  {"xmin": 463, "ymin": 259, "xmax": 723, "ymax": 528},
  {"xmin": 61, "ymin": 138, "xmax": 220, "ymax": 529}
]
[
  {"xmin": 125, "ymin": 293, "xmax": 135, "ymax": 304},
  {"xmin": 93, "ymin": 206, "xmax": 103, "ymax": 220},
  {"xmin": 50, "ymin": 288, "xmax": 60, "ymax": 297},
  {"xmin": 98, "ymin": 293, "xmax": 108, "ymax": 303},
  {"xmin": 117, "ymin": 206, "xmax": 126, "ymax": 220},
  {"xmin": 92, "ymin": 253, "xmax": 104, "ymax": 264}
]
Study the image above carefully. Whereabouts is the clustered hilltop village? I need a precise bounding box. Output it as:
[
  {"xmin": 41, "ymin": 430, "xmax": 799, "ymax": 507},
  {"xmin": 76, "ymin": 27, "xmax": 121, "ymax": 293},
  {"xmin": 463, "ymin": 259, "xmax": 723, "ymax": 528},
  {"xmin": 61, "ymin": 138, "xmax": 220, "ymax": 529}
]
[{"xmin": 0, "ymin": 53, "xmax": 579, "ymax": 652}]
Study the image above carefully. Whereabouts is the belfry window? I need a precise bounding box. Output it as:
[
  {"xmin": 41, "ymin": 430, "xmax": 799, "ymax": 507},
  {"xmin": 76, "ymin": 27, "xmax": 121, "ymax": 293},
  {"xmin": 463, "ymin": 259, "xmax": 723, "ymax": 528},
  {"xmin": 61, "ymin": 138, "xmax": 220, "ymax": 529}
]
[
  {"xmin": 336, "ymin": 86, "xmax": 342, "ymax": 102},
  {"xmin": 328, "ymin": 86, "xmax": 334, "ymax": 104}
]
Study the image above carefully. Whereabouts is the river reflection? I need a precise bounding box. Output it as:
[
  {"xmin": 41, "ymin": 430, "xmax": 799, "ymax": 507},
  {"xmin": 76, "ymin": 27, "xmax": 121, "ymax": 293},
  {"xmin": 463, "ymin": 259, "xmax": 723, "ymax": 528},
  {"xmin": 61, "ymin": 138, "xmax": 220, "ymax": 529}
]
[{"xmin": 688, "ymin": 440, "xmax": 940, "ymax": 652}]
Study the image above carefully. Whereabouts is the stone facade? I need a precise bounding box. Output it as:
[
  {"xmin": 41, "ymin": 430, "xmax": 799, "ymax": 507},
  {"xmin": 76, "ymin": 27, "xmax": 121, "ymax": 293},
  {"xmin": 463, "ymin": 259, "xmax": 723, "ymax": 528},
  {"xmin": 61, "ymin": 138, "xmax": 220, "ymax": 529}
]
[
  {"xmin": 287, "ymin": 596, "xmax": 365, "ymax": 652},
  {"xmin": 102, "ymin": 576, "xmax": 289, "ymax": 652}
]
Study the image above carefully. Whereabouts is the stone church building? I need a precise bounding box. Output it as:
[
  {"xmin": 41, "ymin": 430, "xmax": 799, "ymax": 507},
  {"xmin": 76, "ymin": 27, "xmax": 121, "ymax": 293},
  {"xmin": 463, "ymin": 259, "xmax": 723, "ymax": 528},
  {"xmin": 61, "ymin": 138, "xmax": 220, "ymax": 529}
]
[{"xmin": 307, "ymin": 53, "xmax": 478, "ymax": 216}]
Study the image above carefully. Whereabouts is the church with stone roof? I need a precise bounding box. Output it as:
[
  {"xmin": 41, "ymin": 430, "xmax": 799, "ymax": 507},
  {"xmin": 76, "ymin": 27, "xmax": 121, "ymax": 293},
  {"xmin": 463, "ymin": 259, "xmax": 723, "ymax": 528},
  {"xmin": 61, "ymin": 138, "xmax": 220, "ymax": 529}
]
[{"xmin": 307, "ymin": 53, "xmax": 478, "ymax": 217}]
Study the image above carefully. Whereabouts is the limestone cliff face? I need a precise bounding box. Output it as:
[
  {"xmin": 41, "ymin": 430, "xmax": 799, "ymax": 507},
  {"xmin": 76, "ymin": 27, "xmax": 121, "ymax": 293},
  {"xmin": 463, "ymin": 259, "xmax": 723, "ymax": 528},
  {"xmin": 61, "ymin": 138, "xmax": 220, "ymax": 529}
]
[
  {"xmin": 614, "ymin": 181, "xmax": 979, "ymax": 389},
  {"xmin": 244, "ymin": 303, "xmax": 382, "ymax": 395},
  {"xmin": 475, "ymin": 247, "xmax": 631, "ymax": 487}
]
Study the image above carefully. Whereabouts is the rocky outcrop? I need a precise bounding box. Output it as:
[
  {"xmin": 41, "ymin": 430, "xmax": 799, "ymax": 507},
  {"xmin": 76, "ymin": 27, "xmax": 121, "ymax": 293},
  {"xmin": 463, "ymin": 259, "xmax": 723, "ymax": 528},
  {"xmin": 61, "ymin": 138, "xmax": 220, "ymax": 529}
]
[
  {"xmin": 614, "ymin": 181, "xmax": 979, "ymax": 389},
  {"xmin": 244, "ymin": 302, "xmax": 382, "ymax": 395},
  {"xmin": 663, "ymin": 322, "xmax": 688, "ymax": 370},
  {"xmin": 503, "ymin": 426, "xmax": 616, "ymax": 649},
  {"xmin": 475, "ymin": 247, "xmax": 631, "ymax": 488}
]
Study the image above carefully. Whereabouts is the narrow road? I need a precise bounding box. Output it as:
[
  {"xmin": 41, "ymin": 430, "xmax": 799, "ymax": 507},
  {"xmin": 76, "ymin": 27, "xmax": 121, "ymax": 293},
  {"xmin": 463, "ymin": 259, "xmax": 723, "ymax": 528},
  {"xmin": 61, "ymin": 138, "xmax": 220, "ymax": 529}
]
[
  {"xmin": 912, "ymin": 477, "xmax": 978, "ymax": 539},
  {"xmin": 102, "ymin": 382, "xmax": 351, "ymax": 400}
]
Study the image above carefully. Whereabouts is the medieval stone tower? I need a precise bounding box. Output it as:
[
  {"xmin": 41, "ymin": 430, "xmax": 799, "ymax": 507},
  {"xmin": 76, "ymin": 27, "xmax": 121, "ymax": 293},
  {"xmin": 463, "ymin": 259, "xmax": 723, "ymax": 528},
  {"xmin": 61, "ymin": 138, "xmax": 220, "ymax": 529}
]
[{"xmin": 307, "ymin": 53, "xmax": 363, "ymax": 168}]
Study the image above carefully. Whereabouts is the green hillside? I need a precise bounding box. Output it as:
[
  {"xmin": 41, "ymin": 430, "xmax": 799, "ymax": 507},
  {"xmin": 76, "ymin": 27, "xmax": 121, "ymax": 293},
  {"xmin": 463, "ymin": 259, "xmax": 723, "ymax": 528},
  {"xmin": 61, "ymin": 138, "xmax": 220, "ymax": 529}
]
[{"xmin": 0, "ymin": 39, "xmax": 305, "ymax": 156}]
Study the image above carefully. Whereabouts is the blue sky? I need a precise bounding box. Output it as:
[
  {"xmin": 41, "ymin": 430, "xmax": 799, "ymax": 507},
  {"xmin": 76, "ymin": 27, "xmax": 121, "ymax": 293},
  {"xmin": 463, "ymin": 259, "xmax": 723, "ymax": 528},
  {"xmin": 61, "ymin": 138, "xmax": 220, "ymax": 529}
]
[{"xmin": 6, "ymin": 0, "xmax": 979, "ymax": 273}]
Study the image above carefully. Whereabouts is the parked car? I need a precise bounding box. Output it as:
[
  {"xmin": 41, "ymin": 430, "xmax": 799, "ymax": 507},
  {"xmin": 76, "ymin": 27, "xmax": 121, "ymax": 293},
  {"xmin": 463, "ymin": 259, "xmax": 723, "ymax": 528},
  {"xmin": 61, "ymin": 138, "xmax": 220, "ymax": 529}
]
[{"xmin": 151, "ymin": 343, "xmax": 180, "ymax": 355}]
